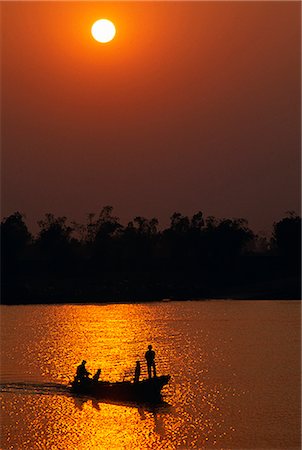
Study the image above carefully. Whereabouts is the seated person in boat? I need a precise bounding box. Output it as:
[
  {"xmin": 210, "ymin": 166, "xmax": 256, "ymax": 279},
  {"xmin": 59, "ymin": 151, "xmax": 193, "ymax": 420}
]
[
  {"xmin": 93, "ymin": 368, "xmax": 101, "ymax": 383},
  {"xmin": 75, "ymin": 360, "xmax": 91, "ymax": 383},
  {"xmin": 145, "ymin": 345, "xmax": 156, "ymax": 378},
  {"xmin": 134, "ymin": 361, "xmax": 141, "ymax": 383}
]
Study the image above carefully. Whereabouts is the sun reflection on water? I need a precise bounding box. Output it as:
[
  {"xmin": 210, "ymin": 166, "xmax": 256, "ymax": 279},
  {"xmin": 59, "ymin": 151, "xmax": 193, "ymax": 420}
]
[
  {"xmin": 1, "ymin": 301, "xmax": 300, "ymax": 449},
  {"xmin": 1, "ymin": 303, "xmax": 235, "ymax": 449},
  {"xmin": 2, "ymin": 393, "xmax": 177, "ymax": 449}
]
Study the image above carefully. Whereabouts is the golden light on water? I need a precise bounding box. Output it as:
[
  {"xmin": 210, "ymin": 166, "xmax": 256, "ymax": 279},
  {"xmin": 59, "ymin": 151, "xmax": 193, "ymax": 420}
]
[
  {"xmin": 1, "ymin": 302, "xmax": 300, "ymax": 449},
  {"xmin": 1, "ymin": 304, "xmax": 232, "ymax": 448},
  {"xmin": 91, "ymin": 19, "xmax": 116, "ymax": 43}
]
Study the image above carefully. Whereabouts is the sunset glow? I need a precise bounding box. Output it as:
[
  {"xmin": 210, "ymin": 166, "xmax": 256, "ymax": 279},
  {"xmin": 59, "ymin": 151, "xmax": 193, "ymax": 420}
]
[
  {"xmin": 1, "ymin": 2, "xmax": 301, "ymax": 449},
  {"xmin": 2, "ymin": 1, "xmax": 300, "ymax": 237},
  {"xmin": 91, "ymin": 19, "xmax": 116, "ymax": 43}
]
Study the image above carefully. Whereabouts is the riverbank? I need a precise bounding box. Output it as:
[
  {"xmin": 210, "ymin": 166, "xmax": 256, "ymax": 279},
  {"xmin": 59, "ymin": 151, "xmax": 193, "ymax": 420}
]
[{"xmin": 2, "ymin": 275, "xmax": 300, "ymax": 304}]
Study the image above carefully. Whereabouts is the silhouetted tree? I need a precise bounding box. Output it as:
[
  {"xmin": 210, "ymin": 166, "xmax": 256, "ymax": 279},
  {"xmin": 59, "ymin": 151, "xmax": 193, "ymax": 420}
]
[
  {"xmin": 1, "ymin": 212, "xmax": 32, "ymax": 262},
  {"xmin": 1, "ymin": 207, "xmax": 300, "ymax": 303},
  {"xmin": 162, "ymin": 212, "xmax": 205, "ymax": 268},
  {"xmin": 1, "ymin": 212, "xmax": 32, "ymax": 300},
  {"xmin": 190, "ymin": 211, "xmax": 204, "ymax": 230},
  {"xmin": 272, "ymin": 212, "xmax": 301, "ymax": 269},
  {"xmin": 203, "ymin": 217, "xmax": 254, "ymax": 263},
  {"xmin": 132, "ymin": 216, "xmax": 159, "ymax": 236},
  {"xmin": 86, "ymin": 206, "xmax": 122, "ymax": 243},
  {"xmin": 170, "ymin": 212, "xmax": 190, "ymax": 234},
  {"xmin": 120, "ymin": 217, "xmax": 159, "ymax": 269},
  {"xmin": 86, "ymin": 206, "xmax": 123, "ymax": 268},
  {"xmin": 36, "ymin": 214, "xmax": 75, "ymax": 273}
]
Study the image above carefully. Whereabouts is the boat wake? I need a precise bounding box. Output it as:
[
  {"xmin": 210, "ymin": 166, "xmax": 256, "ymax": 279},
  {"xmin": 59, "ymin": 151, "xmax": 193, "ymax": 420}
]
[{"xmin": 0, "ymin": 381, "xmax": 71, "ymax": 397}]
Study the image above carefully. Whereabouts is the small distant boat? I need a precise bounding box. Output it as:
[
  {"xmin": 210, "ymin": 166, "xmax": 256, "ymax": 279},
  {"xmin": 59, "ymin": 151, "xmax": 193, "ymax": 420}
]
[{"xmin": 70, "ymin": 375, "xmax": 170, "ymax": 403}]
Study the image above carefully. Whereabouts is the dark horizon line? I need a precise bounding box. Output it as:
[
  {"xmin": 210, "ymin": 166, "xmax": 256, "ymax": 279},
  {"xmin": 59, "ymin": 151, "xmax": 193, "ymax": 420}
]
[{"xmin": 1, "ymin": 207, "xmax": 301, "ymax": 239}]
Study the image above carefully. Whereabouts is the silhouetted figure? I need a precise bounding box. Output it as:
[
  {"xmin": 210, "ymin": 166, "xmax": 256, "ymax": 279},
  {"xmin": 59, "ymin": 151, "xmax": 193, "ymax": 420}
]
[
  {"xmin": 145, "ymin": 345, "xmax": 156, "ymax": 378},
  {"xmin": 93, "ymin": 368, "xmax": 101, "ymax": 382},
  {"xmin": 75, "ymin": 360, "xmax": 91, "ymax": 383},
  {"xmin": 134, "ymin": 361, "xmax": 141, "ymax": 383}
]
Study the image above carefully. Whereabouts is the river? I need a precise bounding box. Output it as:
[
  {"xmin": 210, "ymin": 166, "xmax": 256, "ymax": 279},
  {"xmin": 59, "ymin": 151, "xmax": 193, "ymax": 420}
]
[{"xmin": 0, "ymin": 300, "xmax": 300, "ymax": 449}]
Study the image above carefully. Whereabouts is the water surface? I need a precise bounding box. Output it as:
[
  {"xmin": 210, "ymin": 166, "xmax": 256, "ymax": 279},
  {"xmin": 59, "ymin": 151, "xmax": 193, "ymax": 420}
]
[{"xmin": 0, "ymin": 300, "xmax": 300, "ymax": 449}]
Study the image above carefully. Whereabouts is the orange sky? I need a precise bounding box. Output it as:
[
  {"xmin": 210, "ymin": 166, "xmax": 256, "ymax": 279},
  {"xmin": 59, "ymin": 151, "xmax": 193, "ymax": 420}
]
[{"xmin": 1, "ymin": 1, "xmax": 301, "ymax": 233}]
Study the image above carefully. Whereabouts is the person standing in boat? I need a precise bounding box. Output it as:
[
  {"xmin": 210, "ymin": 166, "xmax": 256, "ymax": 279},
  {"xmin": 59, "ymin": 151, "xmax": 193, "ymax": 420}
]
[
  {"xmin": 145, "ymin": 345, "xmax": 156, "ymax": 378},
  {"xmin": 75, "ymin": 360, "xmax": 91, "ymax": 382},
  {"xmin": 134, "ymin": 360, "xmax": 141, "ymax": 383}
]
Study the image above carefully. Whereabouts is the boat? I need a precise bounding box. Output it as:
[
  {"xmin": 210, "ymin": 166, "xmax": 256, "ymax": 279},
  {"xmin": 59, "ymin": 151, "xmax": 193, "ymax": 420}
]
[{"xmin": 70, "ymin": 375, "xmax": 171, "ymax": 403}]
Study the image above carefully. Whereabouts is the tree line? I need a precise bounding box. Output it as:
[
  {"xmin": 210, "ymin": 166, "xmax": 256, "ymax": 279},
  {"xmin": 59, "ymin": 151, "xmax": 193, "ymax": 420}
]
[{"xmin": 1, "ymin": 207, "xmax": 301, "ymax": 303}]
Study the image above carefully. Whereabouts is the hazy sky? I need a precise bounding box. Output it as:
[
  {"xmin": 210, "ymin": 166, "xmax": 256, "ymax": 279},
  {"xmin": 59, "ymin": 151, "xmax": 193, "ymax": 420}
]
[{"xmin": 1, "ymin": 1, "xmax": 301, "ymax": 234}]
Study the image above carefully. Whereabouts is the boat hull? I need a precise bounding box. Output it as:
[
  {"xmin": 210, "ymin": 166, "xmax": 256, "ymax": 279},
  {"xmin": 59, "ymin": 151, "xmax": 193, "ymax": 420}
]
[{"xmin": 71, "ymin": 375, "xmax": 170, "ymax": 403}]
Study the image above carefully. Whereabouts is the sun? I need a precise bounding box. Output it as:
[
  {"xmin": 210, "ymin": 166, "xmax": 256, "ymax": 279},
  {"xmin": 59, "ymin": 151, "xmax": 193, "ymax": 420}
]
[{"xmin": 91, "ymin": 19, "xmax": 116, "ymax": 43}]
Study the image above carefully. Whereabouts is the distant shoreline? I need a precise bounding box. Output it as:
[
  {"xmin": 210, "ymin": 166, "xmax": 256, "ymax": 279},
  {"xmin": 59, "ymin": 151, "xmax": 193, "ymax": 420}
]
[
  {"xmin": 1, "ymin": 298, "xmax": 300, "ymax": 306},
  {"xmin": 2, "ymin": 276, "xmax": 300, "ymax": 305},
  {"xmin": 1, "ymin": 276, "xmax": 301, "ymax": 305},
  {"xmin": 2, "ymin": 212, "xmax": 300, "ymax": 305}
]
